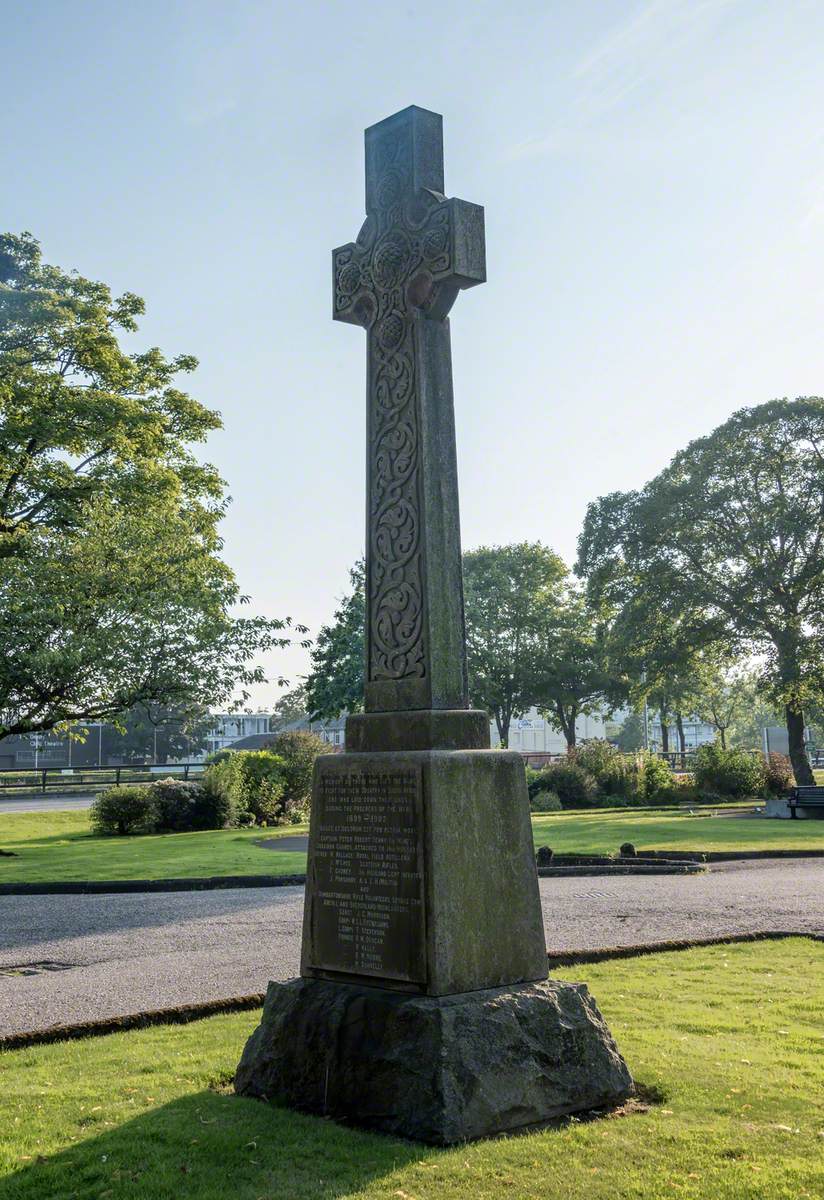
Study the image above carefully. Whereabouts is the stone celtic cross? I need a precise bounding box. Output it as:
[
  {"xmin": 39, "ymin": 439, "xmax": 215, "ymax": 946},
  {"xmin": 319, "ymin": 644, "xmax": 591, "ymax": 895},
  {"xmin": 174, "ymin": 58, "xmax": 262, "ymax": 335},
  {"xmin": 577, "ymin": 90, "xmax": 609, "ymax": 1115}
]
[
  {"xmin": 333, "ymin": 105, "xmax": 485, "ymax": 715},
  {"xmin": 236, "ymin": 107, "xmax": 632, "ymax": 1142}
]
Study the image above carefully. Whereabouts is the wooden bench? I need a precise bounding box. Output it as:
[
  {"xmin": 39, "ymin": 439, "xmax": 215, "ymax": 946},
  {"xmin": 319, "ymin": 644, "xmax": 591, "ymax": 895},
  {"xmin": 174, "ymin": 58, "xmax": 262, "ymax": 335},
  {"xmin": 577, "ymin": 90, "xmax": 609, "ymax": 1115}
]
[{"xmin": 789, "ymin": 785, "xmax": 824, "ymax": 818}]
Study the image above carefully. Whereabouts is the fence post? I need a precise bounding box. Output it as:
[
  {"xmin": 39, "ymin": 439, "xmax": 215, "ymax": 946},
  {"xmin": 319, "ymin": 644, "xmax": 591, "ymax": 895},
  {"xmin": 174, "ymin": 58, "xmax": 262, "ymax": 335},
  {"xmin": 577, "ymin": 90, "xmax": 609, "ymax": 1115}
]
[
  {"xmin": 42, "ymin": 768, "xmax": 48, "ymax": 794},
  {"xmin": 116, "ymin": 766, "xmax": 121, "ymax": 788}
]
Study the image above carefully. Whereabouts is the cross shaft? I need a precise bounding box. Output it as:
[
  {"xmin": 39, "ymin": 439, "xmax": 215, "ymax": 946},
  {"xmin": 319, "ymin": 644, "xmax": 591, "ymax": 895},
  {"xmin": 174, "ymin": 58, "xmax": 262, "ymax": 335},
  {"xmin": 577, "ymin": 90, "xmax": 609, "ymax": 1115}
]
[{"xmin": 333, "ymin": 106, "xmax": 485, "ymax": 713}]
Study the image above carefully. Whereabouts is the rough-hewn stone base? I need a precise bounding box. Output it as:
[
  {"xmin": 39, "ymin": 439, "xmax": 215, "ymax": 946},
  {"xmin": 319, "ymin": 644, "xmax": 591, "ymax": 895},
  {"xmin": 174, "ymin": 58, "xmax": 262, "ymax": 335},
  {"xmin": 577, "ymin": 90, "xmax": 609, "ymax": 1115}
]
[{"xmin": 235, "ymin": 977, "xmax": 633, "ymax": 1144}]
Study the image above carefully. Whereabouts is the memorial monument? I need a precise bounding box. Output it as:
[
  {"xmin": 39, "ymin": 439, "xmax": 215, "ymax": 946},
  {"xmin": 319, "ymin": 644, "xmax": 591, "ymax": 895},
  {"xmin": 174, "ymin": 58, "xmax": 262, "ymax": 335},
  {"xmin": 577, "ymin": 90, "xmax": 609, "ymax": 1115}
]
[{"xmin": 235, "ymin": 105, "xmax": 632, "ymax": 1143}]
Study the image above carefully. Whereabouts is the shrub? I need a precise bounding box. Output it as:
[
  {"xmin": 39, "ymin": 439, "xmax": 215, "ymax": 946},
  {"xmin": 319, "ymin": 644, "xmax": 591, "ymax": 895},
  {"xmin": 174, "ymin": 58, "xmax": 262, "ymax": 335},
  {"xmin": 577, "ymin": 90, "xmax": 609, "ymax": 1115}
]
[
  {"xmin": 271, "ymin": 730, "xmax": 327, "ymax": 814},
  {"xmin": 639, "ymin": 753, "xmax": 675, "ymax": 801},
  {"xmin": 672, "ymin": 775, "xmax": 700, "ymax": 804},
  {"xmin": 763, "ymin": 752, "xmax": 794, "ymax": 797},
  {"xmin": 571, "ymin": 740, "xmax": 623, "ymax": 788},
  {"xmin": 536, "ymin": 846, "xmax": 554, "ymax": 867},
  {"xmin": 206, "ymin": 748, "xmax": 234, "ymax": 766},
  {"xmin": 693, "ymin": 743, "xmax": 765, "ymax": 799},
  {"xmin": 533, "ymin": 762, "xmax": 598, "ymax": 809},
  {"xmin": 597, "ymin": 793, "xmax": 634, "ymax": 808},
  {"xmin": 195, "ymin": 773, "xmax": 236, "ymax": 828},
  {"xmin": 524, "ymin": 766, "xmax": 543, "ymax": 794},
  {"xmin": 90, "ymin": 785, "xmax": 155, "ymax": 836},
  {"xmin": 530, "ymin": 789, "xmax": 562, "ymax": 813},
  {"xmin": 568, "ymin": 742, "xmax": 675, "ymax": 805},
  {"xmin": 572, "ymin": 739, "xmax": 653, "ymax": 800},
  {"xmin": 149, "ymin": 778, "xmax": 205, "ymax": 832},
  {"xmin": 620, "ymin": 842, "xmax": 637, "ymax": 857},
  {"xmin": 204, "ymin": 749, "xmax": 288, "ymax": 825}
]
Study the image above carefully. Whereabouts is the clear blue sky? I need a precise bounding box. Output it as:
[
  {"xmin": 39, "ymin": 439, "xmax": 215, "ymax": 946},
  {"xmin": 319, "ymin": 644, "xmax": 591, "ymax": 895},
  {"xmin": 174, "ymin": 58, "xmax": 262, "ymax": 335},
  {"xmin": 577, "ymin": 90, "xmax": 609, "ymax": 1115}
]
[{"xmin": 5, "ymin": 0, "xmax": 824, "ymax": 704}]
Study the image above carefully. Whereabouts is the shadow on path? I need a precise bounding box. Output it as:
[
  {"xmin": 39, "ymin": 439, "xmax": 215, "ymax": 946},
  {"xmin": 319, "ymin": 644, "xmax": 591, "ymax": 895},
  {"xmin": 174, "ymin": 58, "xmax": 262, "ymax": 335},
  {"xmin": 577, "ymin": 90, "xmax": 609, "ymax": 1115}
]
[{"xmin": 0, "ymin": 886, "xmax": 302, "ymax": 956}]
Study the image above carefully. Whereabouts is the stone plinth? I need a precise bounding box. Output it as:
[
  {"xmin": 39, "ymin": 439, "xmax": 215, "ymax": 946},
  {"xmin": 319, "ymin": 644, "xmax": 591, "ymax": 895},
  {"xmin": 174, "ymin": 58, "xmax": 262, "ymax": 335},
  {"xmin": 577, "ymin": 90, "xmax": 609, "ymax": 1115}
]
[
  {"xmin": 300, "ymin": 749, "xmax": 547, "ymax": 996},
  {"xmin": 235, "ymin": 976, "xmax": 633, "ymax": 1144},
  {"xmin": 236, "ymin": 744, "xmax": 634, "ymax": 1139}
]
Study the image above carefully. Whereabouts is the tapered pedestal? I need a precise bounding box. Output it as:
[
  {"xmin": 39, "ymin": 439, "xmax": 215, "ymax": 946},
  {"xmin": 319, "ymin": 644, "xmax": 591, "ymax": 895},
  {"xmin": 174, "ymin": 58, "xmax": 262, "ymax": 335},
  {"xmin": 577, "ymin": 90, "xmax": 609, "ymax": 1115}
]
[{"xmin": 300, "ymin": 747, "xmax": 547, "ymax": 994}]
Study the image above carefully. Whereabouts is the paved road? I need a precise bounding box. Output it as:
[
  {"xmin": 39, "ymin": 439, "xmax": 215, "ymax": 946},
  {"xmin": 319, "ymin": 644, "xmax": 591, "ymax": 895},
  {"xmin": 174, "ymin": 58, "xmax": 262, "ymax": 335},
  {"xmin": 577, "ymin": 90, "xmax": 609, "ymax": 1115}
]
[
  {"xmin": 2, "ymin": 859, "xmax": 823, "ymax": 1037},
  {"xmin": 0, "ymin": 792, "xmax": 96, "ymax": 813}
]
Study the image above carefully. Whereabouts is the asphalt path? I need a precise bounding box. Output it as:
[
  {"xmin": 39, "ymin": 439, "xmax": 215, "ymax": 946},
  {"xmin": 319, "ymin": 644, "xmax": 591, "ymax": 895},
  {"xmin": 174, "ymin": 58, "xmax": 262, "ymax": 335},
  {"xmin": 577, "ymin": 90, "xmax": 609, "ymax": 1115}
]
[
  {"xmin": 2, "ymin": 858, "xmax": 823, "ymax": 1037},
  {"xmin": 0, "ymin": 792, "xmax": 96, "ymax": 813}
]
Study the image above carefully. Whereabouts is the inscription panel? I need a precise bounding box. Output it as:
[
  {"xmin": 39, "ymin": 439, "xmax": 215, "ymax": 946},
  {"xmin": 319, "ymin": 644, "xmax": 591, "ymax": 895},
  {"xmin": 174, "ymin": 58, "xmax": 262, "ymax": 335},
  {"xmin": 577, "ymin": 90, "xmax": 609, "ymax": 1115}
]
[{"xmin": 307, "ymin": 764, "xmax": 426, "ymax": 984}]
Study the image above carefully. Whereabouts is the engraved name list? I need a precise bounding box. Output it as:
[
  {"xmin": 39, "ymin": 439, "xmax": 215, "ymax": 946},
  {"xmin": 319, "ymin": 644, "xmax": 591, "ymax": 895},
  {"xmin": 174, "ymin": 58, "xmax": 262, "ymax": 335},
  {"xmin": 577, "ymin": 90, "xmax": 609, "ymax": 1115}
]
[{"xmin": 307, "ymin": 765, "xmax": 426, "ymax": 984}]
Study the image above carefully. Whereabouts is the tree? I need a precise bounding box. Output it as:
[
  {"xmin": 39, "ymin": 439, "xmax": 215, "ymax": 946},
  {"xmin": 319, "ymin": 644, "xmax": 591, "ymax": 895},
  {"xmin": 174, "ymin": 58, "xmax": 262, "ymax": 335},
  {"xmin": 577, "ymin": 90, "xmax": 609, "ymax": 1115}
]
[
  {"xmin": 616, "ymin": 711, "xmax": 645, "ymax": 752},
  {"xmin": 691, "ymin": 659, "xmax": 750, "ymax": 750},
  {"xmin": 533, "ymin": 587, "xmax": 620, "ymax": 750},
  {"xmin": 305, "ymin": 561, "xmax": 365, "ymax": 720},
  {"xmin": 647, "ymin": 669, "xmax": 699, "ymax": 757},
  {"xmin": 578, "ymin": 398, "xmax": 824, "ymax": 784},
  {"xmin": 0, "ymin": 233, "xmax": 305, "ymax": 740},
  {"xmin": 591, "ymin": 580, "xmax": 707, "ymax": 756},
  {"xmin": 463, "ymin": 543, "xmax": 567, "ymax": 746},
  {"xmin": 100, "ymin": 702, "xmax": 213, "ymax": 763},
  {"xmin": 270, "ymin": 685, "xmax": 309, "ymax": 731}
]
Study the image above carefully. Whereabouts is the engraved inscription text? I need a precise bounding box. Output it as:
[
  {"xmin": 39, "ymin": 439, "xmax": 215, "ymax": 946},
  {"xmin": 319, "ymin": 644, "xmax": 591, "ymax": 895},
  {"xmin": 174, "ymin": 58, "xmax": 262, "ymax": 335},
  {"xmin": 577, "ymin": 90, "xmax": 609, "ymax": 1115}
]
[{"xmin": 307, "ymin": 766, "xmax": 426, "ymax": 984}]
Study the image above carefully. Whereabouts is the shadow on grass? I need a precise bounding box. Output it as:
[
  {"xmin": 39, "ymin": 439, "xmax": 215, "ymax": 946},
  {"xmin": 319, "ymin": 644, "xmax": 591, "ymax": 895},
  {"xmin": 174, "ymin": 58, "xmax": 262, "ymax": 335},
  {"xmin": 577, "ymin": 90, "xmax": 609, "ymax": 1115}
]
[
  {"xmin": 1, "ymin": 830, "xmax": 96, "ymax": 849},
  {"xmin": 0, "ymin": 1087, "xmax": 425, "ymax": 1200}
]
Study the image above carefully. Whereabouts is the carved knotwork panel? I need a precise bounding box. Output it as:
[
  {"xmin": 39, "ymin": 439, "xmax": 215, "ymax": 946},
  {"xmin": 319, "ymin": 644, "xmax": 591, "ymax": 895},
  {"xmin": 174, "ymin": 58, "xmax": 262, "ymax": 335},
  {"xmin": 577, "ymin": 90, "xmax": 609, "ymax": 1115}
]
[{"xmin": 333, "ymin": 132, "xmax": 454, "ymax": 686}]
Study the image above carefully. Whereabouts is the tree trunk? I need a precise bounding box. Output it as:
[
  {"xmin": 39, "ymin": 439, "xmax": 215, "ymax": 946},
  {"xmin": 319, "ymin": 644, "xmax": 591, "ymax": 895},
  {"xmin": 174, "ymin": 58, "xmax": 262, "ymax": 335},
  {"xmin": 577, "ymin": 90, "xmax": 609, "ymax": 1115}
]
[
  {"xmin": 659, "ymin": 709, "xmax": 670, "ymax": 755},
  {"xmin": 675, "ymin": 712, "xmax": 686, "ymax": 755},
  {"xmin": 674, "ymin": 711, "xmax": 686, "ymax": 771},
  {"xmin": 786, "ymin": 704, "xmax": 813, "ymax": 785},
  {"xmin": 557, "ymin": 703, "xmax": 577, "ymax": 751},
  {"xmin": 719, "ymin": 726, "xmax": 727, "ymax": 750},
  {"xmin": 496, "ymin": 712, "xmax": 510, "ymax": 750}
]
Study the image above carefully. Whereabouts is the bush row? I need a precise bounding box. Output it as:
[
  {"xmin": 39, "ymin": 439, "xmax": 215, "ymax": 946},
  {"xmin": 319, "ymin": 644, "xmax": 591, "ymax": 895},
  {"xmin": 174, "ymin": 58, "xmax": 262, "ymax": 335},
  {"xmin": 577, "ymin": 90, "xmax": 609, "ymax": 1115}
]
[
  {"xmin": 528, "ymin": 743, "xmax": 677, "ymax": 811},
  {"xmin": 526, "ymin": 740, "xmax": 794, "ymax": 812},
  {"xmin": 90, "ymin": 731, "xmax": 327, "ymax": 836}
]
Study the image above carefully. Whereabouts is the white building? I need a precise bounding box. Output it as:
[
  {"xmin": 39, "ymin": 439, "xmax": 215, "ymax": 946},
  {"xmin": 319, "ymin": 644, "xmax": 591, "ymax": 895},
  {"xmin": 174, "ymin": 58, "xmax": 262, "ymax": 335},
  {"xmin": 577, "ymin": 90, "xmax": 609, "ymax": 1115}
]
[
  {"xmin": 203, "ymin": 712, "xmax": 273, "ymax": 758},
  {"xmin": 489, "ymin": 707, "xmax": 610, "ymax": 754}
]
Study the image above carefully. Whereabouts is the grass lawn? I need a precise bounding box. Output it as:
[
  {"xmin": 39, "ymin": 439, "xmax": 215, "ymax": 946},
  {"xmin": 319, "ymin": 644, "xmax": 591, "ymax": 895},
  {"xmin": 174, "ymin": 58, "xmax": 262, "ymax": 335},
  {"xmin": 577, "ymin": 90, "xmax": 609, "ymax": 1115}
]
[
  {"xmin": 0, "ymin": 811, "xmax": 307, "ymax": 883},
  {"xmin": 2, "ymin": 939, "xmax": 823, "ymax": 1199},
  {"xmin": 530, "ymin": 806, "xmax": 824, "ymax": 855},
  {"xmin": 2, "ymin": 802, "xmax": 824, "ymax": 884}
]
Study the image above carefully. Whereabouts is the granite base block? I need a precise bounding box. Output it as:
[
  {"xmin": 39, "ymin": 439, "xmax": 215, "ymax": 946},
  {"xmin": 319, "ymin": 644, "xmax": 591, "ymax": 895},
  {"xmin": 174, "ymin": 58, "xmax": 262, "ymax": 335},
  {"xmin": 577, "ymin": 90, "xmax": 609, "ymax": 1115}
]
[{"xmin": 235, "ymin": 977, "xmax": 634, "ymax": 1144}]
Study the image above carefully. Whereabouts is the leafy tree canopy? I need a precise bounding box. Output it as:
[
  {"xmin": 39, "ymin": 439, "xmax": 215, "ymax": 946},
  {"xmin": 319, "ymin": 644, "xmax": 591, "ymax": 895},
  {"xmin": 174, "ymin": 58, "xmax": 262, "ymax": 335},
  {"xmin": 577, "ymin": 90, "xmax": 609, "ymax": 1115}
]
[
  {"xmin": 97, "ymin": 701, "xmax": 213, "ymax": 763},
  {"xmin": 690, "ymin": 657, "xmax": 751, "ymax": 750},
  {"xmin": 534, "ymin": 585, "xmax": 623, "ymax": 749},
  {"xmin": 615, "ymin": 710, "xmax": 645, "ymax": 752},
  {"xmin": 462, "ymin": 542, "xmax": 567, "ymax": 746},
  {"xmin": 305, "ymin": 561, "xmax": 365, "ymax": 720},
  {"xmin": 270, "ymin": 685, "xmax": 310, "ymax": 731},
  {"xmin": 577, "ymin": 398, "xmax": 824, "ymax": 783},
  {"xmin": 0, "ymin": 233, "xmax": 305, "ymax": 740}
]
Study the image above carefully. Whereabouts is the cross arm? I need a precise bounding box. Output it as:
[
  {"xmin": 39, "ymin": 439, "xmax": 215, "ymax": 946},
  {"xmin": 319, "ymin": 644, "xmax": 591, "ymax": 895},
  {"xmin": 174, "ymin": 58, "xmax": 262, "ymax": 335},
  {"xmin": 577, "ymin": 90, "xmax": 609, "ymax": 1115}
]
[{"xmin": 422, "ymin": 197, "xmax": 486, "ymax": 320}]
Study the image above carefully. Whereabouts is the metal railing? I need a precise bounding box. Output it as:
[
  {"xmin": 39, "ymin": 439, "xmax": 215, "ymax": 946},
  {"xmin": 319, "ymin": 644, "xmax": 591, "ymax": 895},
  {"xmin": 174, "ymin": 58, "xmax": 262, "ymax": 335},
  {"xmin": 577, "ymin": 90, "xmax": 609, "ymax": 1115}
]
[{"xmin": 0, "ymin": 762, "xmax": 205, "ymax": 794}]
